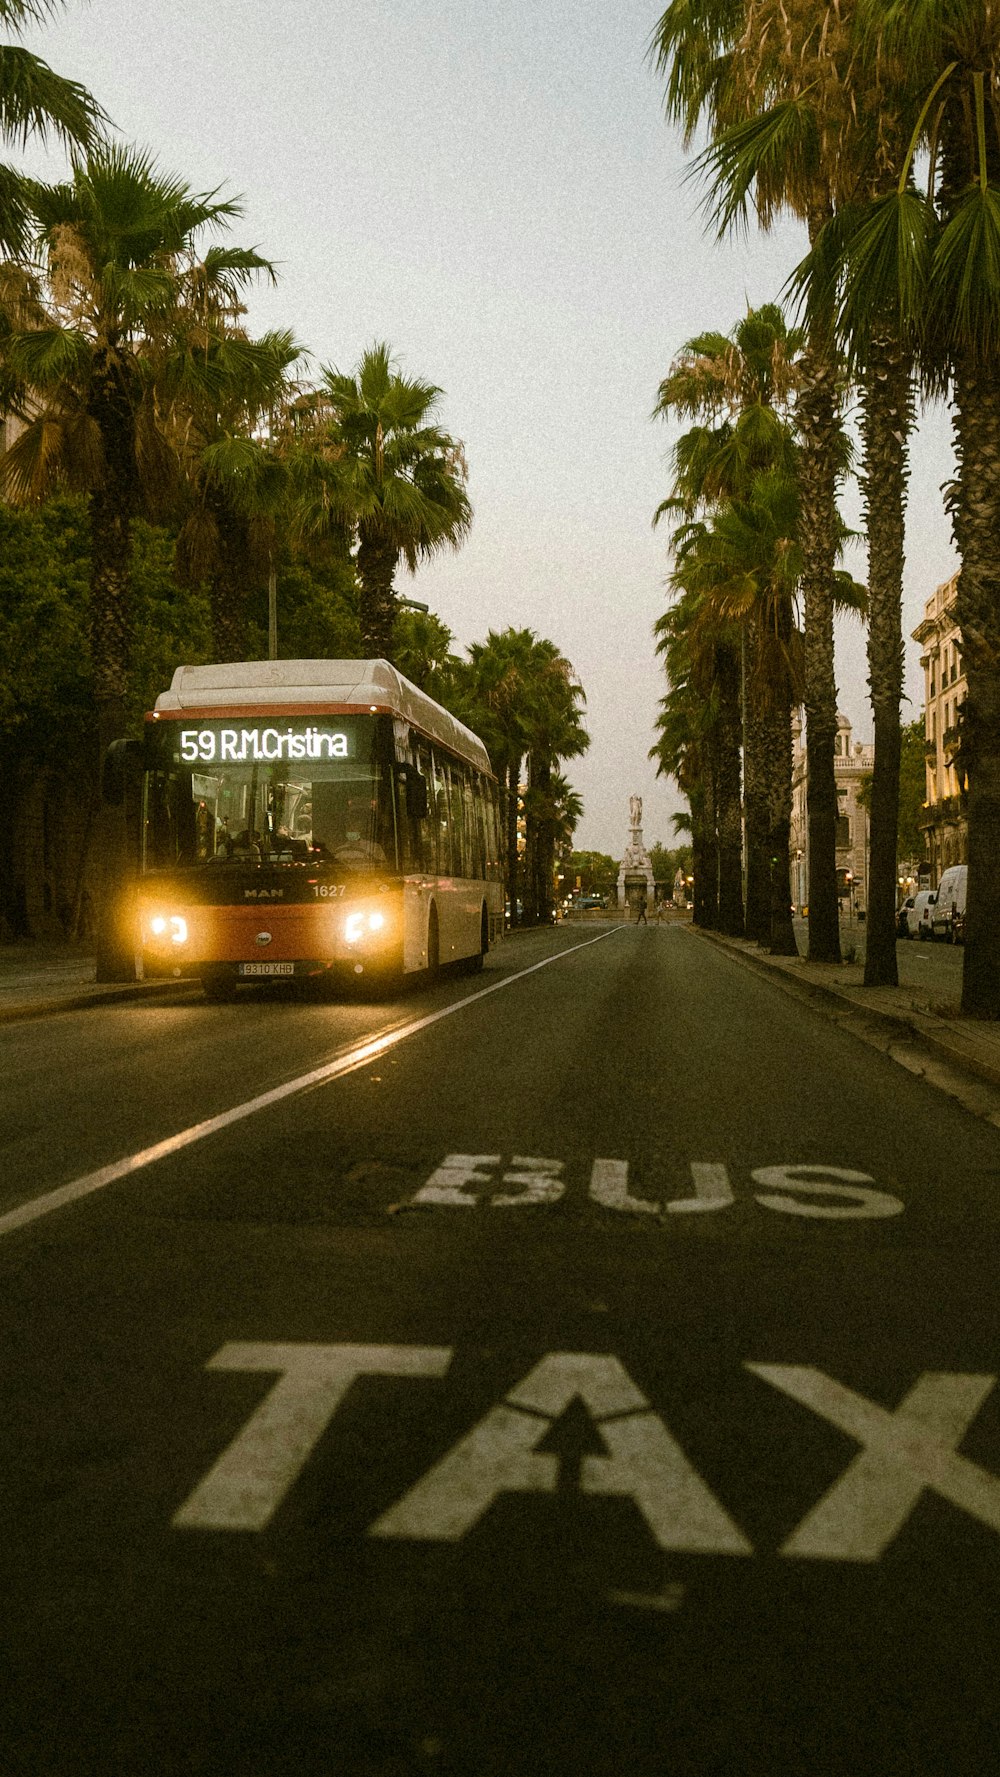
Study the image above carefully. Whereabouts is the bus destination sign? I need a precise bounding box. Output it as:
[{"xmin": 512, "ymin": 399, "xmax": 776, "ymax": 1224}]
[{"xmin": 178, "ymin": 726, "xmax": 351, "ymax": 765}]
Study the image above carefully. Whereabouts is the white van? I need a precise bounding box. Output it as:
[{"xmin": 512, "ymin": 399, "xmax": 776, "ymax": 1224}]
[
  {"xmin": 932, "ymin": 864, "xmax": 967, "ymax": 943},
  {"xmin": 906, "ymin": 889, "xmax": 937, "ymax": 940}
]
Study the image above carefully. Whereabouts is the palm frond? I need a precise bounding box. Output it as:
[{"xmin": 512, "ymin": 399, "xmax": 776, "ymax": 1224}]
[
  {"xmin": 0, "ymin": 44, "xmax": 108, "ymax": 151},
  {"xmin": 4, "ymin": 322, "xmax": 90, "ymax": 385},
  {"xmin": 0, "ymin": 406, "xmax": 70, "ymax": 499},
  {"xmin": 696, "ymin": 98, "xmax": 821, "ymax": 236},
  {"xmin": 0, "ymin": 157, "xmax": 31, "ymax": 253},
  {"xmin": 931, "ymin": 183, "xmax": 1000, "ymax": 361}
]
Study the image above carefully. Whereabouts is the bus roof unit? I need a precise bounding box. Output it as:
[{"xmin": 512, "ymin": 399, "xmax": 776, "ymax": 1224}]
[{"xmin": 152, "ymin": 658, "xmax": 493, "ymax": 775}]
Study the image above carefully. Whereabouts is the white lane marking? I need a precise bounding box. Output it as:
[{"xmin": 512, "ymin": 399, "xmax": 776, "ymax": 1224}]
[
  {"xmin": 173, "ymin": 1342, "xmax": 452, "ymax": 1531},
  {"xmin": 411, "ymin": 1155, "xmax": 500, "ymax": 1207},
  {"xmin": 491, "ymin": 1156, "xmax": 565, "ymax": 1207},
  {"xmin": 750, "ymin": 1166, "xmax": 904, "ymax": 1219},
  {"xmin": 369, "ymin": 1352, "xmax": 751, "ymax": 1554},
  {"xmin": 750, "ymin": 1365, "xmax": 1000, "ymax": 1560},
  {"xmin": 0, "ymin": 928, "xmax": 623, "ymax": 1241},
  {"xmin": 588, "ymin": 1158, "xmax": 658, "ymax": 1215},
  {"xmin": 665, "ymin": 1163, "xmax": 735, "ymax": 1215}
]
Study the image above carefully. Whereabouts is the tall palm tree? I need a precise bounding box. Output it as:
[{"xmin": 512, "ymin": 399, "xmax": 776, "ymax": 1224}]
[
  {"xmin": 730, "ymin": 15, "xmax": 919, "ymax": 985},
  {"xmin": 653, "ymin": 305, "xmax": 802, "ymax": 940},
  {"xmin": 308, "ymin": 342, "xmax": 471, "ymax": 661},
  {"xmin": 0, "ymin": 0, "xmax": 107, "ymax": 253},
  {"xmin": 167, "ymin": 326, "xmax": 301, "ymax": 661},
  {"xmin": 459, "ymin": 627, "xmax": 536, "ymax": 920},
  {"xmin": 521, "ymin": 639, "xmax": 589, "ymax": 926},
  {"xmin": 457, "ymin": 628, "xmax": 587, "ymax": 926},
  {"xmin": 0, "ymin": 145, "xmax": 270, "ymax": 976},
  {"xmin": 650, "ymin": 619, "xmax": 719, "ymax": 929},
  {"xmin": 650, "ymin": 0, "xmax": 855, "ymax": 963},
  {"xmin": 840, "ymin": 0, "xmax": 1000, "ymax": 1015},
  {"xmin": 1, "ymin": 147, "xmax": 271, "ymax": 744}
]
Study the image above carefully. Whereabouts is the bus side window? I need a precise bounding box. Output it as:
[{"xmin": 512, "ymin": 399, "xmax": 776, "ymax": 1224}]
[
  {"xmin": 448, "ymin": 759, "xmax": 469, "ymax": 878},
  {"xmin": 431, "ymin": 751, "xmax": 452, "ymax": 875},
  {"xmin": 484, "ymin": 781, "xmax": 501, "ymax": 880},
  {"xmin": 416, "ymin": 744, "xmax": 436, "ymax": 872}
]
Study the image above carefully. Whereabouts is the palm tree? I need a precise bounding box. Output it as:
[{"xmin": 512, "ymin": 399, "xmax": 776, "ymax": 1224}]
[
  {"xmin": 308, "ymin": 342, "xmax": 471, "ymax": 661},
  {"xmin": 0, "ymin": 145, "xmax": 271, "ymax": 975},
  {"xmin": 167, "ymin": 326, "xmax": 302, "ymax": 661},
  {"xmin": 521, "ymin": 639, "xmax": 589, "ymax": 926},
  {"xmin": 653, "ymin": 305, "xmax": 803, "ymax": 941},
  {"xmin": 650, "ymin": 629, "xmax": 719, "ymax": 930},
  {"xmin": 839, "ymin": 0, "xmax": 1000, "ymax": 1015},
  {"xmin": 457, "ymin": 628, "xmax": 588, "ymax": 926},
  {"xmin": 650, "ymin": 0, "xmax": 855, "ymax": 963},
  {"xmin": 1, "ymin": 147, "xmax": 272, "ymax": 741},
  {"xmin": 459, "ymin": 628, "xmax": 536, "ymax": 921},
  {"xmin": 0, "ymin": 0, "xmax": 107, "ymax": 254},
  {"xmin": 661, "ymin": 486, "xmax": 803, "ymax": 953},
  {"xmin": 392, "ymin": 609, "xmax": 460, "ymax": 698}
]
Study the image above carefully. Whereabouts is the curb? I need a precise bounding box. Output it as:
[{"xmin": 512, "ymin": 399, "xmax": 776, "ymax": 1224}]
[
  {"xmin": 691, "ymin": 925, "xmax": 1000, "ymax": 1106},
  {"xmin": 0, "ymin": 976, "xmax": 198, "ymax": 1025}
]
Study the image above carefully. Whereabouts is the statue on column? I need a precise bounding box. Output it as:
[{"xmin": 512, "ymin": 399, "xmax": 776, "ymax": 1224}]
[{"xmin": 618, "ymin": 792, "xmax": 655, "ymax": 911}]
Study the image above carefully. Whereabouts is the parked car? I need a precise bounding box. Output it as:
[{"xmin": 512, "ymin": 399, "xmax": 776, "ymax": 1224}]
[
  {"xmin": 897, "ymin": 895, "xmax": 915, "ymax": 938},
  {"xmin": 906, "ymin": 888, "xmax": 938, "ymax": 940},
  {"xmin": 931, "ymin": 864, "xmax": 967, "ymax": 943}
]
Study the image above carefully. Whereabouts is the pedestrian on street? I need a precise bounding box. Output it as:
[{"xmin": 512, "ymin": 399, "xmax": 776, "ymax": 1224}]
[{"xmin": 635, "ymin": 891, "xmax": 648, "ymax": 925}]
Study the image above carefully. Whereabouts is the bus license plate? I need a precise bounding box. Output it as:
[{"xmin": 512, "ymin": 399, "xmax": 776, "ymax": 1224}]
[{"xmin": 239, "ymin": 961, "xmax": 296, "ymax": 977}]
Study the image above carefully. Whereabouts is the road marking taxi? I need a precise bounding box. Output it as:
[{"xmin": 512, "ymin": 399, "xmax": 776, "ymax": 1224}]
[{"xmin": 174, "ymin": 1344, "xmax": 1000, "ymax": 1560}]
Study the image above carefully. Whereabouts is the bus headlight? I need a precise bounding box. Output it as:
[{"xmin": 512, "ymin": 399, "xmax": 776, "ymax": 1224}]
[
  {"xmin": 344, "ymin": 910, "xmax": 386, "ymax": 945},
  {"xmin": 147, "ymin": 913, "xmax": 189, "ymax": 945}
]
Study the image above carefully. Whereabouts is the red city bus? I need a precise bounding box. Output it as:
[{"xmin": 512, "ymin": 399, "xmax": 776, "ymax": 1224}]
[{"xmin": 128, "ymin": 659, "xmax": 503, "ymax": 999}]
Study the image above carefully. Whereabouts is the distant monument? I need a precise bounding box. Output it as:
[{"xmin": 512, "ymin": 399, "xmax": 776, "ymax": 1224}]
[{"xmin": 617, "ymin": 794, "xmax": 656, "ymax": 912}]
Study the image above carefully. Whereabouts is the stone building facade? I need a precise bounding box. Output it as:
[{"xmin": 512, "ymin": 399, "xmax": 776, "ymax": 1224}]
[
  {"xmin": 912, "ymin": 572, "xmax": 966, "ymax": 884},
  {"xmin": 790, "ymin": 713, "xmax": 874, "ymax": 915}
]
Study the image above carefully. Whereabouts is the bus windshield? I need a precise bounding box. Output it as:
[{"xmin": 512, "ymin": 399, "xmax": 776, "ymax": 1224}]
[{"xmin": 143, "ymin": 713, "xmax": 397, "ymax": 875}]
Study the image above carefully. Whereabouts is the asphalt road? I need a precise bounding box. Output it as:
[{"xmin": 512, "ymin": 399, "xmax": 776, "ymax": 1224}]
[{"xmin": 2, "ymin": 920, "xmax": 1000, "ymax": 1777}]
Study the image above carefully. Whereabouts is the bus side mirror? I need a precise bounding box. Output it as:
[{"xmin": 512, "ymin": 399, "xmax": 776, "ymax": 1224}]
[
  {"xmin": 102, "ymin": 738, "xmax": 143, "ymax": 806},
  {"xmin": 398, "ymin": 763, "xmax": 428, "ymax": 820}
]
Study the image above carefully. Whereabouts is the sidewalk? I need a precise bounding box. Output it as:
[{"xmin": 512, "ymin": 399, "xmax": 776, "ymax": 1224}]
[
  {"xmin": 695, "ymin": 916, "xmax": 1000, "ymax": 1123},
  {"xmin": 0, "ymin": 942, "xmax": 190, "ymax": 1023}
]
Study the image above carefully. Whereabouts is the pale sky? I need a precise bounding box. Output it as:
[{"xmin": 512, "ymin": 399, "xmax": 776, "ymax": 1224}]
[{"xmin": 19, "ymin": 0, "xmax": 959, "ymax": 854}]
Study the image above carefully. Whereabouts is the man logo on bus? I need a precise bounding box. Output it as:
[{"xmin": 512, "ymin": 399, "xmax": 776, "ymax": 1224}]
[{"xmin": 179, "ymin": 728, "xmax": 349, "ymax": 764}]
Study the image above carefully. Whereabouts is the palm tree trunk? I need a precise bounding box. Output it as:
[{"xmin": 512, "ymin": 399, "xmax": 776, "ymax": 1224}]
[
  {"xmin": 951, "ymin": 355, "xmax": 1000, "ymax": 1017},
  {"xmin": 357, "ymin": 526, "xmax": 399, "ymax": 661},
  {"xmin": 716, "ymin": 643, "xmax": 744, "ymax": 936},
  {"xmin": 797, "ymin": 298, "xmax": 843, "ymax": 964},
  {"xmin": 743, "ymin": 623, "xmax": 771, "ymax": 943},
  {"xmin": 763, "ymin": 696, "xmax": 797, "ymax": 956},
  {"xmin": 698, "ymin": 759, "xmax": 720, "ymax": 930},
  {"xmin": 209, "ymin": 493, "xmax": 251, "ymax": 662},
  {"xmin": 861, "ymin": 337, "xmax": 911, "ymax": 987},
  {"xmin": 88, "ymin": 353, "xmax": 140, "ymax": 982},
  {"xmin": 505, "ymin": 758, "xmax": 522, "ymax": 926}
]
